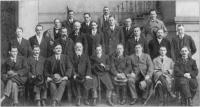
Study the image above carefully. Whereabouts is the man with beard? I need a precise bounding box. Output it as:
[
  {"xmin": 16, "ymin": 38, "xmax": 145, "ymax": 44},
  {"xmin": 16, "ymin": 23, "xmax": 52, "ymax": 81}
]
[
  {"xmin": 71, "ymin": 42, "xmax": 97, "ymax": 106},
  {"xmin": 27, "ymin": 45, "xmax": 47, "ymax": 106},
  {"xmin": 174, "ymin": 46, "xmax": 198, "ymax": 106},
  {"xmin": 55, "ymin": 27, "xmax": 74, "ymax": 58},
  {"xmin": 90, "ymin": 44, "xmax": 114, "ymax": 106},
  {"xmin": 62, "ymin": 10, "xmax": 75, "ymax": 35},
  {"xmin": 45, "ymin": 42, "xmax": 72, "ymax": 106},
  {"xmin": 0, "ymin": 46, "xmax": 28, "ymax": 106}
]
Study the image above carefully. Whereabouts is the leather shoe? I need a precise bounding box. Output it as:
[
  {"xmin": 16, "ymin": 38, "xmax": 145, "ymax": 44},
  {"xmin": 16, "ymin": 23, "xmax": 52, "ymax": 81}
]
[
  {"xmin": 41, "ymin": 100, "xmax": 46, "ymax": 106},
  {"xmin": 84, "ymin": 99, "xmax": 89, "ymax": 105},
  {"xmin": 76, "ymin": 98, "xmax": 81, "ymax": 106},
  {"xmin": 130, "ymin": 98, "xmax": 137, "ymax": 105},
  {"xmin": 37, "ymin": 100, "xmax": 41, "ymax": 106},
  {"xmin": 107, "ymin": 98, "xmax": 114, "ymax": 106},
  {"xmin": 169, "ymin": 92, "xmax": 176, "ymax": 98},
  {"xmin": 120, "ymin": 99, "xmax": 126, "ymax": 105},
  {"xmin": 91, "ymin": 98, "xmax": 97, "ymax": 106}
]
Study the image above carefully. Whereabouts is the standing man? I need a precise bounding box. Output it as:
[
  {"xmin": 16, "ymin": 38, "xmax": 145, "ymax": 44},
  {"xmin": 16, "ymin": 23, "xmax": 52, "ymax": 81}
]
[
  {"xmin": 172, "ymin": 24, "xmax": 196, "ymax": 61},
  {"xmin": 29, "ymin": 24, "xmax": 50, "ymax": 58},
  {"xmin": 174, "ymin": 46, "xmax": 198, "ymax": 106},
  {"xmin": 71, "ymin": 42, "xmax": 97, "ymax": 106},
  {"xmin": 103, "ymin": 16, "xmax": 124, "ymax": 55},
  {"xmin": 143, "ymin": 9, "xmax": 167, "ymax": 43},
  {"xmin": 123, "ymin": 18, "xmax": 134, "ymax": 43},
  {"xmin": 125, "ymin": 26, "xmax": 149, "ymax": 55},
  {"xmin": 9, "ymin": 27, "xmax": 32, "ymax": 57},
  {"xmin": 129, "ymin": 43, "xmax": 153, "ymax": 104},
  {"xmin": 45, "ymin": 42, "xmax": 72, "ymax": 106},
  {"xmin": 69, "ymin": 21, "xmax": 88, "ymax": 54},
  {"xmin": 97, "ymin": 6, "xmax": 111, "ymax": 32},
  {"xmin": 80, "ymin": 13, "xmax": 92, "ymax": 34},
  {"xmin": 27, "ymin": 45, "xmax": 47, "ymax": 106},
  {"xmin": 0, "ymin": 46, "xmax": 28, "ymax": 106},
  {"xmin": 62, "ymin": 10, "xmax": 75, "ymax": 35},
  {"xmin": 149, "ymin": 28, "xmax": 172, "ymax": 59}
]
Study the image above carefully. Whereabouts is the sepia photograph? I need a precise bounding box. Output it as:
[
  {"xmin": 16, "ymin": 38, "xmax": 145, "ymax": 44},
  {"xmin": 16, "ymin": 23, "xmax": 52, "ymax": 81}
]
[{"xmin": 0, "ymin": 0, "xmax": 200, "ymax": 106}]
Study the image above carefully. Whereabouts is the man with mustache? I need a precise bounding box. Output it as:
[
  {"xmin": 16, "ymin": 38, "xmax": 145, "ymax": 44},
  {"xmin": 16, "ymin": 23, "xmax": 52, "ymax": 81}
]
[{"xmin": 97, "ymin": 6, "xmax": 111, "ymax": 32}]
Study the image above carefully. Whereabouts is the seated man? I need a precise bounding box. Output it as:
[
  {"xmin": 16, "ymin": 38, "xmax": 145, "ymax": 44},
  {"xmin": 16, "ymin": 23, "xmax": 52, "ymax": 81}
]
[
  {"xmin": 110, "ymin": 44, "xmax": 131, "ymax": 105},
  {"xmin": 90, "ymin": 44, "xmax": 114, "ymax": 106},
  {"xmin": 174, "ymin": 46, "xmax": 198, "ymax": 106},
  {"xmin": 129, "ymin": 43, "xmax": 153, "ymax": 104},
  {"xmin": 71, "ymin": 42, "xmax": 97, "ymax": 106},
  {"xmin": 45, "ymin": 42, "xmax": 72, "ymax": 106},
  {"xmin": 27, "ymin": 45, "xmax": 47, "ymax": 106},
  {"xmin": 0, "ymin": 45, "xmax": 28, "ymax": 106},
  {"xmin": 153, "ymin": 46, "xmax": 176, "ymax": 106}
]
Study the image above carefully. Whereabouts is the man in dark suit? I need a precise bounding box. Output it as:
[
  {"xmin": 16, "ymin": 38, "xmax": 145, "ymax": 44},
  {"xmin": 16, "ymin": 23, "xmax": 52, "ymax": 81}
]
[
  {"xmin": 29, "ymin": 24, "xmax": 50, "ymax": 58},
  {"xmin": 172, "ymin": 24, "xmax": 196, "ymax": 61},
  {"xmin": 149, "ymin": 28, "xmax": 172, "ymax": 59},
  {"xmin": 174, "ymin": 46, "xmax": 198, "ymax": 106},
  {"xmin": 80, "ymin": 13, "xmax": 92, "ymax": 34},
  {"xmin": 55, "ymin": 27, "xmax": 74, "ymax": 58},
  {"xmin": 103, "ymin": 16, "xmax": 124, "ymax": 55},
  {"xmin": 1, "ymin": 46, "xmax": 28, "ymax": 106},
  {"xmin": 97, "ymin": 6, "xmax": 111, "ymax": 32},
  {"xmin": 45, "ymin": 42, "xmax": 73, "ymax": 106},
  {"xmin": 125, "ymin": 26, "xmax": 149, "ymax": 55},
  {"xmin": 27, "ymin": 45, "xmax": 47, "ymax": 106},
  {"xmin": 62, "ymin": 10, "xmax": 75, "ymax": 35},
  {"xmin": 9, "ymin": 27, "xmax": 32, "ymax": 58},
  {"xmin": 129, "ymin": 43, "xmax": 153, "ymax": 104},
  {"xmin": 69, "ymin": 21, "xmax": 88, "ymax": 54},
  {"xmin": 71, "ymin": 42, "xmax": 97, "ymax": 106},
  {"xmin": 123, "ymin": 18, "xmax": 134, "ymax": 43},
  {"xmin": 90, "ymin": 44, "xmax": 114, "ymax": 106},
  {"xmin": 86, "ymin": 21, "xmax": 105, "ymax": 56}
]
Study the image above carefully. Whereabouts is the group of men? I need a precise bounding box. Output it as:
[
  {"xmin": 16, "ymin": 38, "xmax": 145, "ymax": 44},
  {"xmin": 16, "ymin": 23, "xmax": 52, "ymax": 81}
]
[{"xmin": 0, "ymin": 6, "xmax": 198, "ymax": 107}]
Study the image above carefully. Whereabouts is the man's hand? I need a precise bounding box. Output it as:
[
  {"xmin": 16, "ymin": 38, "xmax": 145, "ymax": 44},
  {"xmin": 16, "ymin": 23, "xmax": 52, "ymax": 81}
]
[
  {"xmin": 7, "ymin": 70, "xmax": 17, "ymax": 76},
  {"xmin": 47, "ymin": 77, "xmax": 52, "ymax": 82},
  {"xmin": 32, "ymin": 75, "xmax": 36, "ymax": 78},
  {"xmin": 184, "ymin": 73, "xmax": 191, "ymax": 79},
  {"xmin": 100, "ymin": 63, "xmax": 105, "ymax": 68},
  {"xmin": 62, "ymin": 76, "xmax": 68, "ymax": 81},
  {"xmin": 145, "ymin": 75, "xmax": 150, "ymax": 80},
  {"xmin": 85, "ymin": 76, "xmax": 92, "ymax": 79},
  {"xmin": 73, "ymin": 75, "xmax": 77, "ymax": 79}
]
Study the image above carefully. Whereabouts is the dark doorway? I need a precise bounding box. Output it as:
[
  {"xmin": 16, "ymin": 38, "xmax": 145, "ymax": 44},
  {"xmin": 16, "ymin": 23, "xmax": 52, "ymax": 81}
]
[{"xmin": 1, "ymin": 1, "xmax": 18, "ymax": 62}]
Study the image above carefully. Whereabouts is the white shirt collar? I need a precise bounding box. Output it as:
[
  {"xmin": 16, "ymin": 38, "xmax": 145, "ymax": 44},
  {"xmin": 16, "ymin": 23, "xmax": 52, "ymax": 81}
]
[
  {"xmin": 179, "ymin": 34, "xmax": 184, "ymax": 39},
  {"xmin": 36, "ymin": 34, "xmax": 43, "ymax": 45}
]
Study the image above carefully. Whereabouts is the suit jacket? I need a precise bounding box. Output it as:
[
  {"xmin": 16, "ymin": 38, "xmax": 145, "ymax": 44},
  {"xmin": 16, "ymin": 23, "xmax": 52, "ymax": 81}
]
[
  {"xmin": 44, "ymin": 54, "xmax": 73, "ymax": 78},
  {"xmin": 55, "ymin": 37, "xmax": 74, "ymax": 58},
  {"xmin": 86, "ymin": 31, "xmax": 105, "ymax": 56},
  {"xmin": 62, "ymin": 19, "xmax": 75, "ymax": 35},
  {"xmin": 123, "ymin": 26, "xmax": 134, "ymax": 43},
  {"xmin": 129, "ymin": 53, "xmax": 154, "ymax": 77},
  {"xmin": 103, "ymin": 26, "xmax": 125, "ymax": 55},
  {"xmin": 69, "ymin": 31, "xmax": 88, "ymax": 54},
  {"xmin": 97, "ymin": 15, "xmax": 110, "ymax": 32},
  {"xmin": 153, "ymin": 56, "xmax": 174, "ymax": 82},
  {"xmin": 174, "ymin": 57, "xmax": 198, "ymax": 79},
  {"xmin": 172, "ymin": 34, "xmax": 196, "ymax": 60},
  {"xmin": 29, "ymin": 35, "xmax": 50, "ymax": 58},
  {"xmin": 80, "ymin": 22, "xmax": 92, "ymax": 34},
  {"xmin": 125, "ymin": 36, "xmax": 149, "ymax": 55},
  {"xmin": 149, "ymin": 38, "xmax": 172, "ymax": 59},
  {"xmin": 1, "ymin": 56, "xmax": 28, "ymax": 85},
  {"xmin": 9, "ymin": 37, "xmax": 32, "ymax": 57}
]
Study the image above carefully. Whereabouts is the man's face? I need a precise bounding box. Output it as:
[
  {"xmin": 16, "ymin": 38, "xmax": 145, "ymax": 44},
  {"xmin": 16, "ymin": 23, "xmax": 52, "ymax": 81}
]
[
  {"xmin": 181, "ymin": 47, "xmax": 189, "ymax": 58},
  {"xmin": 35, "ymin": 26, "xmax": 43, "ymax": 35},
  {"xmin": 125, "ymin": 18, "xmax": 132, "ymax": 27},
  {"xmin": 135, "ymin": 45, "xmax": 143, "ymax": 54},
  {"xmin": 103, "ymin": 7, "xmax": 110, "ymax": 15},
  {"xmin": 91, "ymin": 22, "xmax": 98, "ymax": 30},
  {"xmin": 54, "ymin": 19, "xmax": 62, "ymax": 28},
  {"xmin": 33, "ymin": 47, "xmax": 40, "ymax": 56},
  {"xmin": 177, "ymin": 26, "xmax": 184, "ymax": 35},
  {"xmin": 68, "ymin": 11, "xmax": 74, "ymax": 19},
  {"xmin": 16, "ymin": 28, "xmax": 23, "ymax": 38},
  {"xmin": 156, "ymin": 29, "xmax": 164, "ymax": 39},
  {"xmin": 54, "ymin": 45, "xmax": 62, "ymax": 54},
  {"xmin": 109, "ymin": 17, "xmax": 115, "ymax": 26},
  {"xmin": 75, "ymin": 43, "xmax": 83, "ymax": 55},
  {"xmin": 159, "ymin": 47, "xmax": 167, "ymax": 56},
  {"xmin": 150, "ymin": 11, "xmax": 157, "ymax": 20},
  {"xmin": 116, "ymin": 45, "xmax": 124, "ymax": 56},
  {"xmin": 61, "ymin": 28, "xmax": 68, "ymax": 38},
  {"xmin": 134, "ymin": 27, "xmax": 141, "ymax": 37},
  {"xmin": 96, "ymin": 46, "xmax": 102, "ymax": 55},
  {"xmin": 84, "ymin": 14, "xmax": 91, "ymax": 23},
  {"xmin": 10, "ymin": 48, "xmax": 18, "ymax": 58},
  {"xmin": 74, "ymin": 22, "xmax": 81, "ymax": 31}
]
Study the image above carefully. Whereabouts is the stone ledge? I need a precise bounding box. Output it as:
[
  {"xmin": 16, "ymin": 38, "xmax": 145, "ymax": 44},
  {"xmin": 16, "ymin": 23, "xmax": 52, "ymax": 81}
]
[{"xmin": 174, "ymin": 17, "xmax": 200, "ymax": 24}]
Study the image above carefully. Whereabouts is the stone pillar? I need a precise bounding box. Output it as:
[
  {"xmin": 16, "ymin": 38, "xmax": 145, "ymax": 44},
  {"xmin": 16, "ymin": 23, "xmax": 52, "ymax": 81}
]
[
  {"xmin": 174, "ymin": 0, "xmax": 200, "ymax": 105},
  {"xmin": 18, "ymin": 0, "xmax": 39, "ymax": 39}
]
